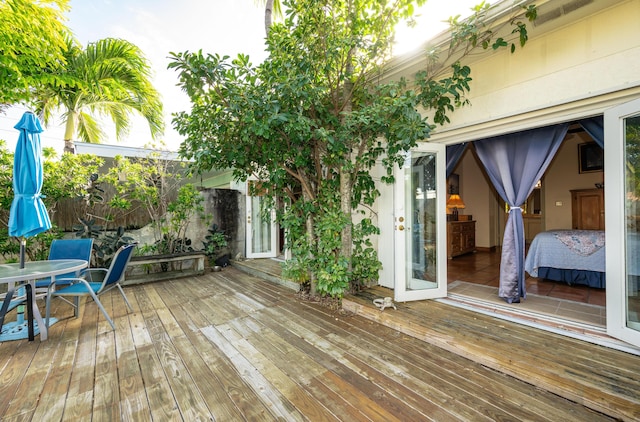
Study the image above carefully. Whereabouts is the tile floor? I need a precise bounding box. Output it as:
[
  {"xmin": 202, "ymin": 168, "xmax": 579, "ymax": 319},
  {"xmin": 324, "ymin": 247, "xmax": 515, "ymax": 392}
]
[{"xmin": 447, "ymin": 249, "xmax": 606, "ymax": 327}]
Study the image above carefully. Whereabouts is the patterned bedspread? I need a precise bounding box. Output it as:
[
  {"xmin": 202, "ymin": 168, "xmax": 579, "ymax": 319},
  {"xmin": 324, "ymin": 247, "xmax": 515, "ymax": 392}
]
[
  {"xmin": 525, "ymin": 230, "xmax": 605, "ymax": 276},
  {"xmin": 553, "ymin": 230, "xmax": 605, "ymax": 256}
]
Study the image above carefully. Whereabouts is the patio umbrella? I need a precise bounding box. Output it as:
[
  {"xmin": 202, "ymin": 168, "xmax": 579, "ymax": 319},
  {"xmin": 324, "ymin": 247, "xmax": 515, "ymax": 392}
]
[
  {"xmin": 8, "ymin": 111, "xmax": 52, "ymax": 268},
  {"xmin": 2, "ymin": 111, "xmax": 52, "ymax": 340}
]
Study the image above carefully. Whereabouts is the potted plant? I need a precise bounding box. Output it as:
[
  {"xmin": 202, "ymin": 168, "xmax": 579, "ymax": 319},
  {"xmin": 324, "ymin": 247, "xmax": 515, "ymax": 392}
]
[{"xmin": 202, "ymin": 223, "xmax": 229, "ymax": 271}]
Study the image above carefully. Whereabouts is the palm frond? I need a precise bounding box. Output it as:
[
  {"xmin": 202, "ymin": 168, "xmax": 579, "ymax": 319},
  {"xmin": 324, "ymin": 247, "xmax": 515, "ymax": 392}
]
[
  {"xmin": 76, "ymin": 111, "xmax": 104, "ymax": 144},
  {"xmin": 30, "ymin": 36, "xmax": 164, "ymax": 149}
]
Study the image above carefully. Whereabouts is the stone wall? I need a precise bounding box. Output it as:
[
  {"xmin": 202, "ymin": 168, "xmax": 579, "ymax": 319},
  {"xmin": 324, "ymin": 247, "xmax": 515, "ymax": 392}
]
[{"xmin": 127, "ymin": 187, "xmax": 245, "ymax": 257}]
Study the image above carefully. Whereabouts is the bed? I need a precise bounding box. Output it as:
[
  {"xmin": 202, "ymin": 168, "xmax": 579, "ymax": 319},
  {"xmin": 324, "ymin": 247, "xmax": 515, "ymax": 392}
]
[{"xmin": 524, "ymin": 230, "xmax": 605, "ymax": 288}]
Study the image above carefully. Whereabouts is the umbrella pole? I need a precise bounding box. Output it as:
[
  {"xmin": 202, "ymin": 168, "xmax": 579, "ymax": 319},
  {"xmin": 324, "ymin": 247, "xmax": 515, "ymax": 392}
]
[
  {"xmin": 17, "ymin": 238, "xmax": 26, "ymax": 330},
  {"xmin": 20, "ymin": 237, "xmax": 26, "ymax": 269}
]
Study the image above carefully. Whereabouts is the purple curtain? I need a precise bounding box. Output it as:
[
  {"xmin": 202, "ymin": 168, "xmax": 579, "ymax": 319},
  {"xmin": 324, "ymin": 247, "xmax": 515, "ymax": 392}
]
[
  {"xmin": 579, "ymin": 116, "xmax": 604, "ymax": 148},
  {"xmin": 446, "ymin": 143, "xmax": 467, "ymax": 178},
  {"xmin": 474, "ymin": 124, "xmax": 568, "ymax": 303}
]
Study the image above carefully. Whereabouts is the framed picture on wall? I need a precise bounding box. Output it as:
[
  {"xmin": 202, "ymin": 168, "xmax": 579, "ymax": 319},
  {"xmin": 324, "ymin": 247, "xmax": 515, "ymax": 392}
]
[
  {"xmin": 448, "ymin": 173, "xmax": 460, "ymax": 194},
  {"xmin": 578, "ymin": 142, "xmax": 604, "ymax": 173}
]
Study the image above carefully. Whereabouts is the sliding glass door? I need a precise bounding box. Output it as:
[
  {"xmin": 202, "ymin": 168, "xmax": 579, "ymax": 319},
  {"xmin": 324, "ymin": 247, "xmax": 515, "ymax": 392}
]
[{"xmin": 605, "ymin": 98, "xmax": 640, "ymax": 347}]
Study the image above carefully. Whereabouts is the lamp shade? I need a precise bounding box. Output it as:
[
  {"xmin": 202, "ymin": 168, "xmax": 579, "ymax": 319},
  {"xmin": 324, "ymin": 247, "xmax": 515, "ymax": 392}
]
[{"xmin": 446, "ymin": 194, "xmax": 466, "ymax": 209}]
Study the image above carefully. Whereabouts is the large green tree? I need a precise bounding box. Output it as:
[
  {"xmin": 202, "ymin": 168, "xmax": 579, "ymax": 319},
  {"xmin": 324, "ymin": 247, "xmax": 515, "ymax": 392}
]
[
  {"xmin": 35, "ymin": 37, "xmax": 164, "ymax": 153},
  {"xmin": 0, "ymin": 0, "xmax": 70, "ymax": 108},
  {"xmin": 171, "ymin": 0, "xmax": 536, "ymax": 297}
]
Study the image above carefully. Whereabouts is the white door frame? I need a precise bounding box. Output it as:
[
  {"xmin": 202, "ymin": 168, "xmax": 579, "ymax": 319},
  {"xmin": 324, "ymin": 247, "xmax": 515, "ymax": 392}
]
[
  {"xmin": 393, "ymin": 143, "xmax": 447, "ymax": 302},
  {"xmin": 604, "ymin": 98, "xmax": 640, "ymax": 347},
  {"xmin": 245, "ymin": 180, "xmax": 278, "ymax": 259}
]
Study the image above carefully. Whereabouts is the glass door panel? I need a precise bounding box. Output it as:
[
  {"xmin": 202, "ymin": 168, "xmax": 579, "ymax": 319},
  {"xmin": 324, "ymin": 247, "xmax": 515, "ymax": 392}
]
[
  {"xmin": 246, "ymin": 181, "xmax": 277, "ymax": 258},
  {"xmin": 394, "ymin": 143, "xmax": 446, "ymax": 302},
  {"xmin": 605, "ymin": 98, "xmax": 640, "ymax": 347},
  {"xmin": 623, "ymin": 115, "xmax": 640, "ymax": 332}
]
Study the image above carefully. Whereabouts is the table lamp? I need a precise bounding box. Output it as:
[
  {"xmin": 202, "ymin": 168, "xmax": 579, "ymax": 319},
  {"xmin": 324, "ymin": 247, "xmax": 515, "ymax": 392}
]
[{"xmin": 447, "ymin": 194, "xmax": 466, "ymax": 221}]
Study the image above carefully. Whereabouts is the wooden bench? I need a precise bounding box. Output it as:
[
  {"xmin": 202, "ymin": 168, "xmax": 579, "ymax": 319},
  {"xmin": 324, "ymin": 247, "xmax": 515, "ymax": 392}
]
[{"xmin": 124, "ymin": 252, "xmax": 207, "ymax": 285}]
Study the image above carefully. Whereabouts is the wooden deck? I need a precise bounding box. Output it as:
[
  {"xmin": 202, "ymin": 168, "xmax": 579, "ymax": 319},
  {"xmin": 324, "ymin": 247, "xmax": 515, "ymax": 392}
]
[{"xmin": 0, "ymin": 267, "xmax": 633, "ymax": 421}]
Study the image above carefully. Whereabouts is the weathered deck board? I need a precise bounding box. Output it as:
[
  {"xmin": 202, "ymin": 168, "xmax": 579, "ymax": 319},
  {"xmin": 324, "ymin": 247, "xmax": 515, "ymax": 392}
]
[
  {"xmin": 0, "ymin": 267, "xmax": 627, "ymax": 421},
  {"xmin": 343, "ymin": 286, "xmax": 640, "ymax": 421}
]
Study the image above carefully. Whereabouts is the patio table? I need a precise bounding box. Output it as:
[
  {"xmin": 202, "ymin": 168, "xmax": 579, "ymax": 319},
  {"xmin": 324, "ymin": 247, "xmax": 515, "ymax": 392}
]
[{"xmin": 0, "ymin": 259, "xmax": 88, "ymax": 341}]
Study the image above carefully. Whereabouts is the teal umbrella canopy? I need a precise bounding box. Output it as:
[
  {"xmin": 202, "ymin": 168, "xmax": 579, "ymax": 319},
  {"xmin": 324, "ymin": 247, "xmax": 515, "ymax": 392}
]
[{"xmin": 8, "ymin": 112, "xmax": 51, "ymax": 242}]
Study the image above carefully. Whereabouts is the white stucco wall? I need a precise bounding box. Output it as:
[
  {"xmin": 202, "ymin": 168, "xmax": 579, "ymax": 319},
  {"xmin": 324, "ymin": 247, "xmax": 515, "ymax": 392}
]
[
  {"xmin": 425, "ymin": 0, "xmax": 640, "ymax": 141},
  {"xmin": 376, "ymin": 0, "xmax": 639, "ymax": 278},
  {"xmin": 428, "ymin": 0, "xmax": 637, "ymax": 248}
]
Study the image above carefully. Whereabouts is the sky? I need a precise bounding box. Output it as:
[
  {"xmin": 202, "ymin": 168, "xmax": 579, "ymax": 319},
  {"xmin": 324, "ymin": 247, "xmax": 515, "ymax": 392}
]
[{"xmin": 0, "ymin": 0, "xmax": 480, "ymax": 154}]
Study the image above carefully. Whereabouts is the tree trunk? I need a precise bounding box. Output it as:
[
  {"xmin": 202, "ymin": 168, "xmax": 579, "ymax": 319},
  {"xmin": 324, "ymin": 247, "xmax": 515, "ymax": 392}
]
[
  {"xmin": 264, "ymin": 0, "xmax": 274, "ymax": 36},
  {"xmin": 63, "ymin": 112, "xmax": 76, "ymax": 154},
  {"xmin": 340, "ymin": 43, "xmax": 355, "ymax": 273},
  {"xmin": 339, "ymin": 169, "xmax": 353, "ymax": 273},
  {"xmin": 303, "ymin": 189, "xmax": 317, "ymax": 295}
]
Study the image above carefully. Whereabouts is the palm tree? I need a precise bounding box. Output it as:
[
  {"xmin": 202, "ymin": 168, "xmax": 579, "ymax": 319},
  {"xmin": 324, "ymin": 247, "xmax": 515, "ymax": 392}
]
[
  {"xmin": 257, "ymin": 0, "xmax": 282, "ymax": 35},
  {"xmin": 35, "ymin": 36, "xmax": 163, "ymax": 154}
]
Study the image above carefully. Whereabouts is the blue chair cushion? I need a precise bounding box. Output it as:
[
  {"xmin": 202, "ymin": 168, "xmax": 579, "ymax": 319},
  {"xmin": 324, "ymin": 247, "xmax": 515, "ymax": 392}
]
[
  {"xmin": 54, "ymin": 282, "xmax": 102, "ymax": 295},
  {"xmin": 35, "ymin": 273, "xmax": 79, "ymax": 288}
]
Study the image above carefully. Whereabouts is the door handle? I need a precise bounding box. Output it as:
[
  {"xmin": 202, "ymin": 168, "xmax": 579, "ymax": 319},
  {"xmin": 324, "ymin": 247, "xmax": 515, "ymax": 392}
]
[{"xmin": 398, "ymin": 225, "xmax": 404, "ymax": 231}]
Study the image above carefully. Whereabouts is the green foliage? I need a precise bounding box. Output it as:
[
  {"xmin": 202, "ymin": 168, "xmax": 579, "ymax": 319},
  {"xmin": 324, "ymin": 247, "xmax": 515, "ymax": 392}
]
[
  {"xmin": 203, "ymin": 224, "xmax": 228, "ymax": 264},
  {"xmin": 26, "ymin": 227, "xmax": 64, "ymax": 262},
  {"xmin": 42, "ymin": 152, "xmax": 105, "ymax": 220},
  {"xmin": 102, "ymin": 153, "xmax": 205, "ymax": 255},
  {"xmin": 72, "ymin": 213, "xmax": 135, "ymax": 268},
  {"xmin": 0, "ymin": 0, "xmax": 71, "ymax": 105},
  {"xmin": 170, "ymin": 0, "xmax": 537, "ymax": 298},
  {"xmin": 351, "ymin": 217, "xmax": 383, "ymax": 290},
  {"xmin": 33, "ymin": 36, "xmax": 163, "ymax": 152},
  {"xmin": 92, "ymin": 227, "xmax": 135, "ymax": 267},
  {"xmin": 164, "ymin": 184, "xmax": 205, "ymax": 254},
  {"xmin": 0, "ymin": 142, "xmax": 97, "ymax": 262},
  {"xmin": 73, "ymin": 217, "xmax": 103, "ymax": 239},
  {"xmin": 0, "ymin": 140, "xmax": 200, "ymax": 265},
  {"xmin": 154, "ymin": 234, "xmax": 193, "ymax": 255}
]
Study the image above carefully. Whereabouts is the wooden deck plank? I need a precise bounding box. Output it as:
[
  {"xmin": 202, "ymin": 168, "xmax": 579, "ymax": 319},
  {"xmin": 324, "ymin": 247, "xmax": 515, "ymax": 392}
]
[
  {"xmin": 92, "ymin": 330, "xmax": 119, "ymax": 416},
  {"xmin": 1, "ymin": 268, "xmax": 632, "ymax": 421},
  {"xmin": 135, "ymin": 343, "xmax": 182, "ymax": 421},
  {"xmin": 221, "ymin": 317, "xmax": 342, "ymax": 421},
  {"xmin": 247, "ymin": 309, "xmax": 439, "ymax": 422},
  {"xmin": 126, "ymin": 289, "xmax": 153, "ymax": 347},
  {"xmin": 343, "ymin": 291, "xmax": 638, "ymax": 421},
  {"xmin": 157, "ymin": 282, "xmax": 267, "ymax": 420},
  {"xmin": 170, "ymin": 295, "xmax": 278, "ymax": 421},
  {"xmin": 62, "ymin": 316, "xmax": 97, "ymax": 422},
  {"xmin": 201, "ymin": 324, "xmax": 306, "ymax": 421},
  {"xmin": 142, "ymin": 290, "xmax": 214, "ymax": 420},
  {"xmin": 30, "ymin": 336, "xmax": 79, "ymax": 421},
  {"xmin": 112, "ymin": 304, "xmax": 152, "ymax": 422},
  {"xmin": 282, "ymin": 298, "xmax": 612, "ymax": 422},
  {"xmin": 2, "ymin": 299, "xmax": 85, "ymax": 420},
  {"xmin": 0, "ymin": 340, "xmax": 36, "ymax": 416},
  {"xmin": 255, "ymin": 306, "xmax": 480, "ymax": 421},
  {"xmin": 3, "ymin": 341, "xmax": 54, "ymax": 418},
  {"xmin": 230, "ymin": 276, "xmax": 604, "ymax": 420}
]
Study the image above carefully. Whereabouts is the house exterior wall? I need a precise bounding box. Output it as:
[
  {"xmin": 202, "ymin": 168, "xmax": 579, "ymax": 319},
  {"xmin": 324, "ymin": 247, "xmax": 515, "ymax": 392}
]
[
  {"xmin": 424, "ymin": 0, "xmax": 640, "ymax": 143},
  {"xmin": 418, "ymin": 0, "xmax": 639, "ymax": 249},
  {"xmin": 377, "ymin": 0, "xmax": 639, "ymax": 275}
]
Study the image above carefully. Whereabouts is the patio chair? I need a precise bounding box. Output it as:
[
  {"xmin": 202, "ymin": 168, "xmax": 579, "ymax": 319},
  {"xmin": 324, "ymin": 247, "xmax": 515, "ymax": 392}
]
[
  {"xmin": 35, "ymin": 238, "xmax": 94, "ymax": 294},
  {"xmin": 45, "ymin": 243, "xmax": 136, "ymax": 330}
]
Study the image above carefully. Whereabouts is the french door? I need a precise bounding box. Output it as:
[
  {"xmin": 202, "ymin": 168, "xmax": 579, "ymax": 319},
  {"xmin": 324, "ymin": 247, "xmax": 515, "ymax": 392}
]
[
  {"xmin": 245, "ymin": 180, "xmax": 278, "ymax": 258},
  {"xmin": 394, "ymin": 143, "xmax": 447, "ymax": 302},
  {"xmin": 605, "ymin": 98, "xmax": 640, "ymax": 347}
]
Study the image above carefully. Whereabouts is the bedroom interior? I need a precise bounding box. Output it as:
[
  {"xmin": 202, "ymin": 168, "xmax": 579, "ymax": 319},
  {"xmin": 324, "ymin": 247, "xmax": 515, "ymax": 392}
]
[{"xmin": 447, "ymin": 121, "xmax": 607, "ymax": 327}]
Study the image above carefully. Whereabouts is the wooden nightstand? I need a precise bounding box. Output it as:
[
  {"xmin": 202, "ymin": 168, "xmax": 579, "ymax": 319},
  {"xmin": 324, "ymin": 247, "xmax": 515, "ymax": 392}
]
[{"xmin": 447, "ymin": 221, "xmax": 476, "ymax": 259}]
